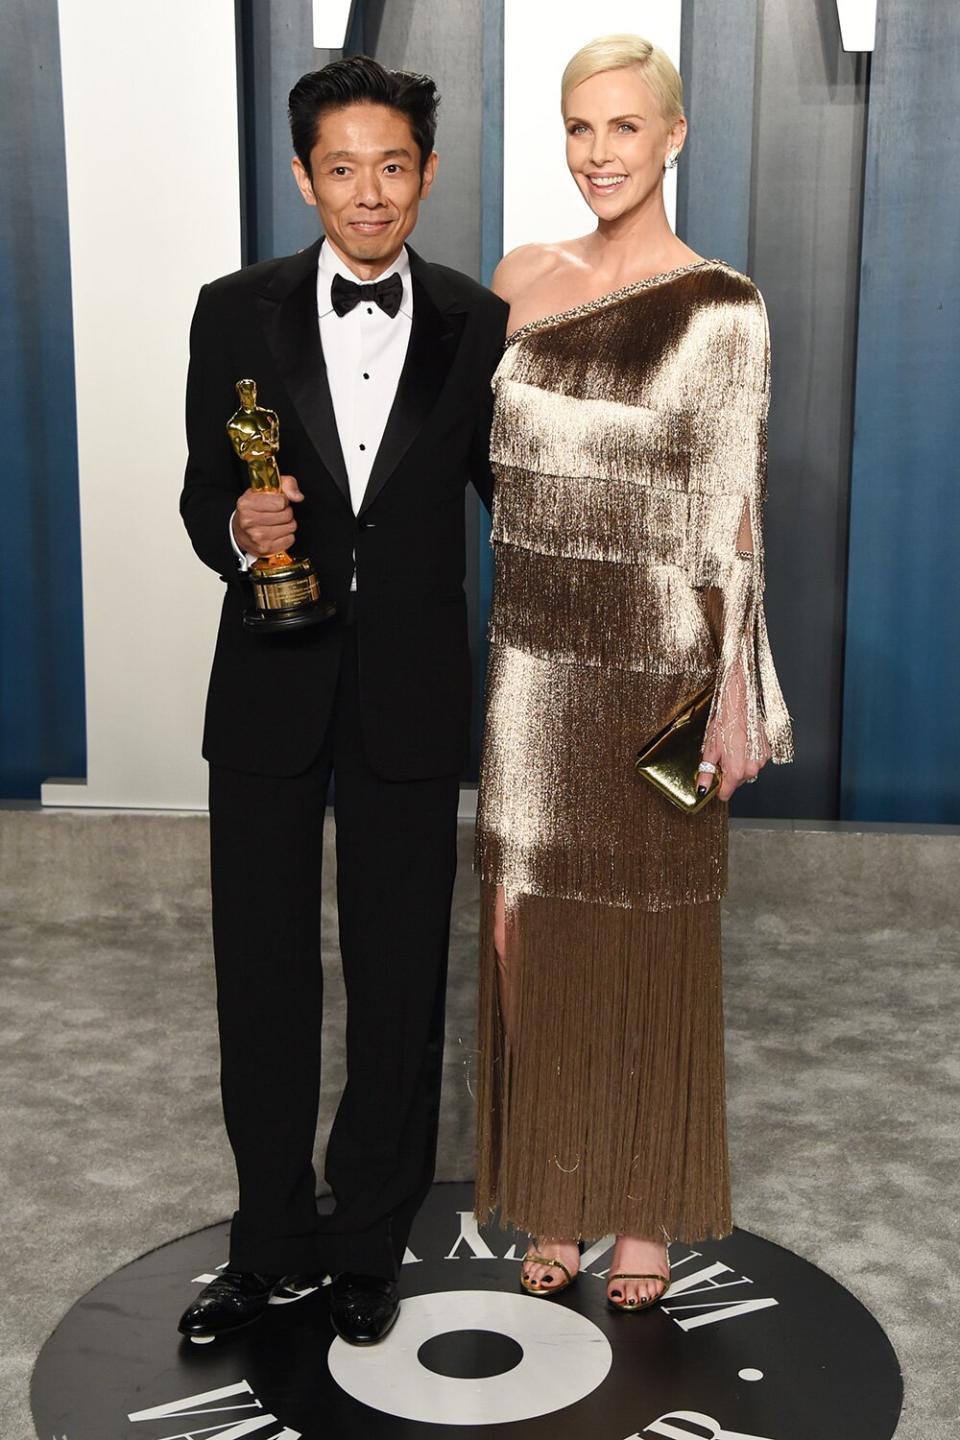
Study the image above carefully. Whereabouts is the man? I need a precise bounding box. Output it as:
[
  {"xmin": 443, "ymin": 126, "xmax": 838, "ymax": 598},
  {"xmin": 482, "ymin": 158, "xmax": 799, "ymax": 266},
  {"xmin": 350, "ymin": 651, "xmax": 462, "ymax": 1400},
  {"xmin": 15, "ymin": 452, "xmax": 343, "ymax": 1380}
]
[{"xmin": 177, "ymin": 55, "xmax": 507, "ymax": 1346}]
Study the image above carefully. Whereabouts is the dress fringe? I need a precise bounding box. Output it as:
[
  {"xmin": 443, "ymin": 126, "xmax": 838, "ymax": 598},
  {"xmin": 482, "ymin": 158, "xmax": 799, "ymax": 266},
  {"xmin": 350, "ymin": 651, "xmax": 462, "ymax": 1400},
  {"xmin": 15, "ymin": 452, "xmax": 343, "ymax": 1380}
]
[{"xmin": 475, "ymin": 882, "xmax": 732, "ymax": 1244}]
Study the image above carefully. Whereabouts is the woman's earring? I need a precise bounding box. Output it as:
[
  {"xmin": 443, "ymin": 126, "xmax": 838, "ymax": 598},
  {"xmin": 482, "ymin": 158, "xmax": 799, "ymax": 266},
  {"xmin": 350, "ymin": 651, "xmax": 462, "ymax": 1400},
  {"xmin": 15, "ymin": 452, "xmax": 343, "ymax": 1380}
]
[{"xmin": 664, "ymin": 149, "xmax": 679, "ymax": 170}]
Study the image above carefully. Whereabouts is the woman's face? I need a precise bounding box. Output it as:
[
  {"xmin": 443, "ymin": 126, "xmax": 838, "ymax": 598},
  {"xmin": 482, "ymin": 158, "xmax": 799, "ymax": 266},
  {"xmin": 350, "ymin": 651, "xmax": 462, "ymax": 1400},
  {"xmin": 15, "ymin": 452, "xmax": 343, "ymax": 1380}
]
[{"xmin": 564, "ymin": 66, "xmax": 682, "ymax": 221}]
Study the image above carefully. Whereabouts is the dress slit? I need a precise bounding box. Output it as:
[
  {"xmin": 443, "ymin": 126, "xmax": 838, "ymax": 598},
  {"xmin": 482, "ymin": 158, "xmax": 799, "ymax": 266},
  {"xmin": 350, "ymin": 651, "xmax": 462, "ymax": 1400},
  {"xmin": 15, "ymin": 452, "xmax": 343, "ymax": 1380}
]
[{"xmin": 475, "ymin": 882, "xmax": 732, "ymax": 1244}]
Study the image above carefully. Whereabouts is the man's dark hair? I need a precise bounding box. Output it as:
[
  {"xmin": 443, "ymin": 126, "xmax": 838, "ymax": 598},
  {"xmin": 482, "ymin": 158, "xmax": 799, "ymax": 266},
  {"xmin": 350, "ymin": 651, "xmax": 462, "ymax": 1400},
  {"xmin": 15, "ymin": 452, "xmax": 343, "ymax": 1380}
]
[{"xmin": 288, "ymin": 54, "xmax": 439, "ymax": 177}]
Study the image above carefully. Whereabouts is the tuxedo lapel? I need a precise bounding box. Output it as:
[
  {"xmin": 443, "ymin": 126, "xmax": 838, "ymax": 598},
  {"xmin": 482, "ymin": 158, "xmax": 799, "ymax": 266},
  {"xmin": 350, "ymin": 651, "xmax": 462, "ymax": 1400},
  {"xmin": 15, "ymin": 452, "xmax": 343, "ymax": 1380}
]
[
  {"xmin": 257, "ymin": 240, "xmax": 351, "ymax": 506},
  {"xmin": 359, "ymin": 250, "xmax": 467, "ymax": 516}
]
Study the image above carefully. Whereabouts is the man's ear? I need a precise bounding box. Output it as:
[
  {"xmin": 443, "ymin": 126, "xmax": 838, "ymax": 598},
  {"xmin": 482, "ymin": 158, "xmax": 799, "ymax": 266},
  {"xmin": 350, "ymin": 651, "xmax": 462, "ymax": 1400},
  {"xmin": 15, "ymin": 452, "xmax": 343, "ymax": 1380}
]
[
  {"xmin": 419, "ymin": 150, "xmax": 439, "ymax": 199},
  {"xmin": 291, "ymin": 155, "xmax": 317, "ymax": 208}
]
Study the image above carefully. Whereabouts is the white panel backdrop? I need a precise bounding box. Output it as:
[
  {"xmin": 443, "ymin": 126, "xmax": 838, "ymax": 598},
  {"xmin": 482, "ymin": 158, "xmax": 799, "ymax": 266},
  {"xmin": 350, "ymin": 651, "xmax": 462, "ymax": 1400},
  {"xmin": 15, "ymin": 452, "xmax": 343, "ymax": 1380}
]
[
  {"xmin": 503, "ymin": 0, "xmax": 683, "ymax": 252},
  {"xmin": 44, "ymin": 0, "xmax": 241, "ymax": 809}
]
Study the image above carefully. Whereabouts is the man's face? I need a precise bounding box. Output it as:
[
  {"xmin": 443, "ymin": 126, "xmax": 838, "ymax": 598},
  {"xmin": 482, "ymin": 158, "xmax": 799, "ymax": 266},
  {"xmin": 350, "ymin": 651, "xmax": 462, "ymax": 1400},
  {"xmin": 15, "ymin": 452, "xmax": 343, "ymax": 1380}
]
[{"xmin": 293, "ymin": 102, "xmax": 438, "ymax": 279}]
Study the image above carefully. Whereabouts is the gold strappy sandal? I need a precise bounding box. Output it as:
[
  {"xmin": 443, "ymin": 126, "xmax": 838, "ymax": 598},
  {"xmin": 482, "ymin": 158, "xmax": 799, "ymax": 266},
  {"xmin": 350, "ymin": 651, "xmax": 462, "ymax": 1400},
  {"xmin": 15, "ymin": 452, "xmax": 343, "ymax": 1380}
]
[
  {"xmin": 520, "ymin": 1250, "xmax": 577, "ymax": 1297},
  {"xmin": 607, "ymin": 1260, "xmax": 671, "ymax": 1312}
]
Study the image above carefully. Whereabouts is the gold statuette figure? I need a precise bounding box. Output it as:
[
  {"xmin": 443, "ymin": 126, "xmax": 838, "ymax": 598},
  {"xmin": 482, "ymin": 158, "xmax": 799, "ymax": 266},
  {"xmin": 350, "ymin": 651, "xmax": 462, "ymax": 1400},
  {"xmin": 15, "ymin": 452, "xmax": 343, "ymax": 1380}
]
[{"xmin": 226, "ymin": 379, "xmax": 335, "ymax": 630}]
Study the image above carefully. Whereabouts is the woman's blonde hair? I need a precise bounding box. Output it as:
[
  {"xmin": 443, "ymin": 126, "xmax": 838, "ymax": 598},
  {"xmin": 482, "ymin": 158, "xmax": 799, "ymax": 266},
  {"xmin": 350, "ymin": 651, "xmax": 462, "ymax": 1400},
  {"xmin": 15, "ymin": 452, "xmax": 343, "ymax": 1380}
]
[{"xmin": 561, "ymin": 34, "xmax": 684, "ymax": 126}]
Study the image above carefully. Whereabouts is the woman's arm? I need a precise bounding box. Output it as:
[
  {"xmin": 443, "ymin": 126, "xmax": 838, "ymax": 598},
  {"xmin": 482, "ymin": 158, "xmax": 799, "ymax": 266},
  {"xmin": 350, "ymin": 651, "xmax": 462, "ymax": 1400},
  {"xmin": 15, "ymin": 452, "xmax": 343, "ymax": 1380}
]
[{"xmin": 693, "ymin": 286, "xmax": 794, "ymax": 800}]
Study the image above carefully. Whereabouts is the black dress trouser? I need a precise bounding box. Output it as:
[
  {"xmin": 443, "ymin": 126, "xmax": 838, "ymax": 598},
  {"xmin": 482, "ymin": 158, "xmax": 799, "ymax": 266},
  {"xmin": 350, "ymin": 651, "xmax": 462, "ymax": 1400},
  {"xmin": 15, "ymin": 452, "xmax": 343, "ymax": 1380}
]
[{"xmin": 208, "ymin": 623, "xmax": 460, "ymax": 1279}]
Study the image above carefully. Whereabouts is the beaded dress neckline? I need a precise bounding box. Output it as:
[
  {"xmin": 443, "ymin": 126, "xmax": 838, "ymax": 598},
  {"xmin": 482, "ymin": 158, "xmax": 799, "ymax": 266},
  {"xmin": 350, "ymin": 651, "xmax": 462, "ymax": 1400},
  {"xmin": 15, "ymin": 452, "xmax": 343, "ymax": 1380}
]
[{"xmin": 505, "ymin": 258, "xmax": 726, "ymax": 348}]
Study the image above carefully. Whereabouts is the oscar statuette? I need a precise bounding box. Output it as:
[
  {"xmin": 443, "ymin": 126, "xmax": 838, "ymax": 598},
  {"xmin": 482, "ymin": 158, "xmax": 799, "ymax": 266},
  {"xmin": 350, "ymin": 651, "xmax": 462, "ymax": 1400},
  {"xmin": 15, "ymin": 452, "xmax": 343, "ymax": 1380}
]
[{"xmin": 226, "ymin": 378, "xmax": 336, "ymax": 630}]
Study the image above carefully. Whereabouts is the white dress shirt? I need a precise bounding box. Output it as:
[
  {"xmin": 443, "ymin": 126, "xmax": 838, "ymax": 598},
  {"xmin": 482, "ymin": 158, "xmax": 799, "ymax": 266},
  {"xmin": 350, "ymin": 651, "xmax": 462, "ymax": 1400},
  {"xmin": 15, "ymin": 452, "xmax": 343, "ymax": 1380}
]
[{"xmin": 230, "ymin": 240, "xmax": 414, "ymax": 590}]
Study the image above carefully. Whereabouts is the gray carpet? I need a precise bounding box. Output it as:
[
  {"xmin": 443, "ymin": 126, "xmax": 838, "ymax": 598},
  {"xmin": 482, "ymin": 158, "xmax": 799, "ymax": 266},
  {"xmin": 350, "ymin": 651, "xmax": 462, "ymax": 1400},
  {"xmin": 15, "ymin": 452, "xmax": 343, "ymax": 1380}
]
[{"xmin": 1, "ymin": 809, "xmax": 957, "ymax": 1438}]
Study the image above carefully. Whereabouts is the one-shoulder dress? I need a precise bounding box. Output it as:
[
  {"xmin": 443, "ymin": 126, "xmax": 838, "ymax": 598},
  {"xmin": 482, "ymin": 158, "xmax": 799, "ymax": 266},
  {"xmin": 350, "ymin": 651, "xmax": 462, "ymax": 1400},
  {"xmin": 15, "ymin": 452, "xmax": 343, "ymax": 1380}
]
[{"xmin": 474, "ymin": 259, "xmax": 793, "ymax": 1244}]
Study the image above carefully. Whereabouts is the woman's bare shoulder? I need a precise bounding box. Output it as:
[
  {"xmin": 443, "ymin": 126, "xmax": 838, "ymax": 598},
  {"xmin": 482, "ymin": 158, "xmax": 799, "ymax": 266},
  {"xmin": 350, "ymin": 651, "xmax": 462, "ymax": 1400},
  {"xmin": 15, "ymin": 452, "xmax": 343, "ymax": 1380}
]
[{"xmin": 491, "ymin": 241, "xmax": 584, "ymax": 303}]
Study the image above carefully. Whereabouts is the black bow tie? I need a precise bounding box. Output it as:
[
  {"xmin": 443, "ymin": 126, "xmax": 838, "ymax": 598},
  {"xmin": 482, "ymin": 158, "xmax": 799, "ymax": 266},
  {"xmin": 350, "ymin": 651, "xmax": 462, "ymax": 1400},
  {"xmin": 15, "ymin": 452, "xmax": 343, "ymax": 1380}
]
[{"xmin": 331, "ymin": 271, "xmax": 403, "ymax": 319}]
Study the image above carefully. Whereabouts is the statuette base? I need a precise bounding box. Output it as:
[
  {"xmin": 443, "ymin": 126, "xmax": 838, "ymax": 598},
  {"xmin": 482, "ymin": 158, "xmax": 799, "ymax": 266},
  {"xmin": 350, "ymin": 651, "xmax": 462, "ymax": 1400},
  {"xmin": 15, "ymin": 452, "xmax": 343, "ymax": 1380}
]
[{"xmin": 243, "ymin": 557, "xmax": 336, "ymax": 630}]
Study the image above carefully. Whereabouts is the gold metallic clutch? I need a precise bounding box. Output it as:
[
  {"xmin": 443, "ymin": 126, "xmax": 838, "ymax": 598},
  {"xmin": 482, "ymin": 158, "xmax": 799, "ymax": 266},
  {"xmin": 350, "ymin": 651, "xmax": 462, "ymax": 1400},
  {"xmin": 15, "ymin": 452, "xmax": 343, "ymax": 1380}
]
[{"xmin": 635, "ymin": 682, "xmax": 720, "ymax": 813}]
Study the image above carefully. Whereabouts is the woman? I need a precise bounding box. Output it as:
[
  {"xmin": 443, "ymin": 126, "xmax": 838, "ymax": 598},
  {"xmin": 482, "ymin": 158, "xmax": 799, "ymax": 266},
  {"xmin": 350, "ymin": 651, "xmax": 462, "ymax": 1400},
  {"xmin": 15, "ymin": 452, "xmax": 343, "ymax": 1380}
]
[{"xmin": 474, "ymin": 35, "xmax": 793, "ymax": 1311}]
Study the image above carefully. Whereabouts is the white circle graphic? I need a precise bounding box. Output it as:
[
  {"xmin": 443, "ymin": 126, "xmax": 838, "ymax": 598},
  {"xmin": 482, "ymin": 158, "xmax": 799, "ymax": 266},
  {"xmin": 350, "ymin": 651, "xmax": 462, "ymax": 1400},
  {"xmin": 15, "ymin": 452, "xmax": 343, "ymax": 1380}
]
[
  {"xmin": 327, "ymin": 1289, "xmax": 613, "ymax": 1425},
  {"xmin": 739, "ymin": 1367, "xmax": 764, "ymax": 1381}
]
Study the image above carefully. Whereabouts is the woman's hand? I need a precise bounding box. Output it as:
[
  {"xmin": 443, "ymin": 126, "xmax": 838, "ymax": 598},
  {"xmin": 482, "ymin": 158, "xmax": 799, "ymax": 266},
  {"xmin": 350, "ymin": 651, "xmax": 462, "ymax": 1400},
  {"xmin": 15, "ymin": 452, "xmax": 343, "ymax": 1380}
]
[{"xmin": 697, "ymin": 663, "xmax": 771, "ymax": 801}]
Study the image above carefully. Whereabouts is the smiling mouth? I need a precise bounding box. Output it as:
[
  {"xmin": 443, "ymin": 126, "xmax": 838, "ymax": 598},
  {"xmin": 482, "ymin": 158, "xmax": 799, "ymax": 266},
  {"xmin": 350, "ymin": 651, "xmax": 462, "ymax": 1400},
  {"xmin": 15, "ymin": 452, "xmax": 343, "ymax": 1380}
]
[
  {"xmin": 349, "ymin": 219, "xmax": 393, "ymax": 231},
  {"xmin": 586, "ymin": 174, "xmax": 627, "ymax": 193}
]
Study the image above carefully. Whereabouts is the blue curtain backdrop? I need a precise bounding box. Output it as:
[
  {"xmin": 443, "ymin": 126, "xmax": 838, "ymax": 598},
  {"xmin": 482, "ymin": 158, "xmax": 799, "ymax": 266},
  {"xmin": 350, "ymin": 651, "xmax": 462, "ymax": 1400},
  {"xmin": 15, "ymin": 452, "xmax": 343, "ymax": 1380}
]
[
  {"xmin": 840, "ymin": 1, "xmax": 960, "ymax": 823},
  {"xmin": 0, "ymin": 0, "xmax": 85, "ymax": 797}
]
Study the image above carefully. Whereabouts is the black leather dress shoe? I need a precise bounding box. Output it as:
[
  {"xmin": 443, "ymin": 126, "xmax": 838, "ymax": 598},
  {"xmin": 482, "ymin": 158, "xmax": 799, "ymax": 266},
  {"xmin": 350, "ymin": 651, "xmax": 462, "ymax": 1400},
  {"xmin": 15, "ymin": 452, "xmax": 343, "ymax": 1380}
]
[
  {"xmin": 178, "ymin": 1270, "xmax": 279, "ymax": 1340},
  {"xmin": 329, "ymin": 1272, "xmax": 400, "ymax": 1345}
]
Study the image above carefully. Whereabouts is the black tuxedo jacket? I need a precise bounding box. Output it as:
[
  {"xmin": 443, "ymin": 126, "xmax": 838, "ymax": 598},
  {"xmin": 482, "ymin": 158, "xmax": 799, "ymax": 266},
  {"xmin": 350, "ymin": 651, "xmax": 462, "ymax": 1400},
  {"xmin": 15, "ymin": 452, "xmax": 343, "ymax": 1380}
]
[{"xmin": 180, "ymin": 240, "xmax": 508, "ymax": 780}]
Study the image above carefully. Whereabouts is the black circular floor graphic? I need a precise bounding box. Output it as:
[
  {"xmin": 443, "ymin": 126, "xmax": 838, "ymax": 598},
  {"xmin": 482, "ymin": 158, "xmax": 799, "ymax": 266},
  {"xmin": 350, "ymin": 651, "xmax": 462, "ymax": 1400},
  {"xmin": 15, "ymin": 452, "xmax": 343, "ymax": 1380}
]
[{"xmin": 31, "ymin": 1183, "xmax": 902, "ymax": 1440}]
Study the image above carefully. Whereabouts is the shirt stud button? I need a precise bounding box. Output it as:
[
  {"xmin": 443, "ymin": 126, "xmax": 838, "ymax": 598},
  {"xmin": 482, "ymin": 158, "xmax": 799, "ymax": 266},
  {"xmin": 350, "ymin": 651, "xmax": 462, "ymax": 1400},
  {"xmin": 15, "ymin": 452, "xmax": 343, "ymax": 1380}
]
[
  {"xmin": 363, "ymin": 372, "xmax": 370, "ymax": 379},
  {"xmin": 359, "ymin": 443, "xmax": 366, "ymax": 451}
]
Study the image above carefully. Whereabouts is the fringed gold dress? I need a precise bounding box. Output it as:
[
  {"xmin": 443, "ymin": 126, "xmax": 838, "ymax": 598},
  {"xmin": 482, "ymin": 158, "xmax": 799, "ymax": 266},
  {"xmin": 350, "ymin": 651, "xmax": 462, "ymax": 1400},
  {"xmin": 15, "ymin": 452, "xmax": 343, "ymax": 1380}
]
[{"xmin": 474, "ymin": 259, "xmax": 793, "ymax": 1244}]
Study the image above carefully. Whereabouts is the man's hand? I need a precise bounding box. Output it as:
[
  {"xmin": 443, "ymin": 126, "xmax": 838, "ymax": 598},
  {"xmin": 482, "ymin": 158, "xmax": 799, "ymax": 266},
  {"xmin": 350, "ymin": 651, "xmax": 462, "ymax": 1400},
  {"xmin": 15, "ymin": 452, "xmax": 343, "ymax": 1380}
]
[{"xmin": 232, "ymin": 474, "xmax": 304, "ymax": 556}]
